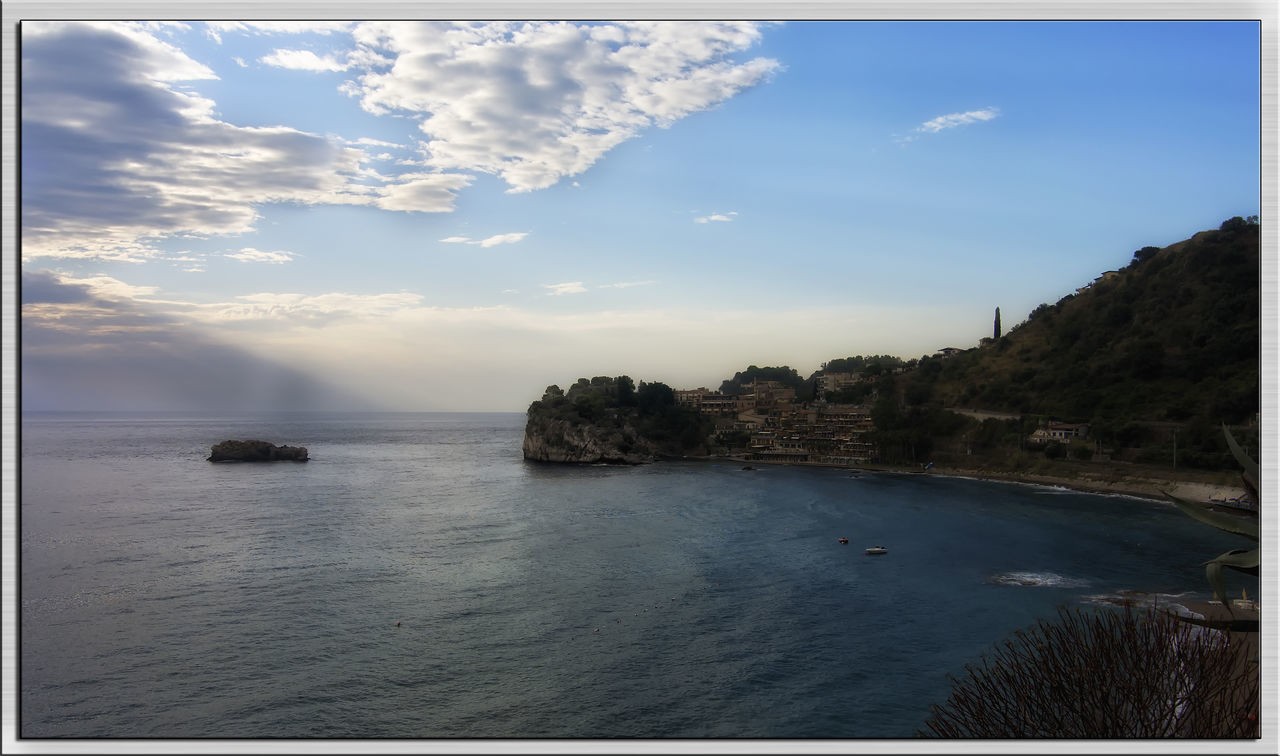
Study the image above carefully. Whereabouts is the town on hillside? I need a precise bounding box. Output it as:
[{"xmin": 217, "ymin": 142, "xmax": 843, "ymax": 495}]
[{"xmin": 672, "ymin": 355, "xmax": 1090, "ymax": 468}]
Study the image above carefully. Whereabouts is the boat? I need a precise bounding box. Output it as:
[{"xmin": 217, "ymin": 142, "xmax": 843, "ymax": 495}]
[
  {"xmin": 838, "ymin": 537, "xmax": 849, "ymax": 545},
  {"xmin": 864, "ymin": 546, "xmax": 888, "ymax": 555}
]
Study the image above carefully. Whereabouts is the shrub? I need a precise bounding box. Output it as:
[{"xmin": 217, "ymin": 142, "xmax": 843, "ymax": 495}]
[{"xmin": 921, "ymin": 604, "xmax": 1258, "ymax": 738}]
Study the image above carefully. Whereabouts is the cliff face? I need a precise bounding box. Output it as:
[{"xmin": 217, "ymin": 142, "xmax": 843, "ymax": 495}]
[{"xmin": 522, "ymin": 409, "xmax": 660, "ymax": 464}]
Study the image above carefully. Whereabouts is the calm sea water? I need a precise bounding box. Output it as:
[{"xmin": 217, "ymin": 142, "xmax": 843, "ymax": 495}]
[{"xmin": 19, "ymin": 411, "xmax": 1256, "ymax": 739}]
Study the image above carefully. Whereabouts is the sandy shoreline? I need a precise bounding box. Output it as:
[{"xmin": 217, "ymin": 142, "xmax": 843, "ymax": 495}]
[
  {"xmin": 919, "ymin": 466, "xmax": 1248, "ymax": 507},
  {"xmin": 701, "ymin": 455, "xmax": 1249, "ymax": 506}
]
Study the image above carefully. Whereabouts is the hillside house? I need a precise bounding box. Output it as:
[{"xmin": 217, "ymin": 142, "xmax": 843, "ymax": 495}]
[
  {"xmin": 1028, "ymin": 422, "xmax": 1090, "ymax": 446},
  {"xmin": 676, "ymin": 388, "xmax": 747, "ymax": 416},
  {"xmin": 817, "ymin": 372, "xmax": 859, "ymax": 394},
  {"xmin": 752, "ymin": 379, "xmax": 796, "ymax": 409}
]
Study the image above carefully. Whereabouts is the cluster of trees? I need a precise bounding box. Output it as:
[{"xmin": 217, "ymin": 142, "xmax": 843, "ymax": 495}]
[
  {"xmin": 715, "ymin": 356, "xmax": 909, "ymax": 407},
  {"xmin": 533, "ymin": 375, "xmax": 710, "ymax": 454},
  {"xmin": 718, "ymin": 365, "xmax": 810, "ymax": 399},
  {"xmin": 818, "ymin": 354, "xmax": 906, "ymax": 374}
]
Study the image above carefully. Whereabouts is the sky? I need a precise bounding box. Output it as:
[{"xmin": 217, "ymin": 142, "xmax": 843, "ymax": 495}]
[{"xmin": 15, "ymin": 17, "xmax": 1265, "ymax": 412}]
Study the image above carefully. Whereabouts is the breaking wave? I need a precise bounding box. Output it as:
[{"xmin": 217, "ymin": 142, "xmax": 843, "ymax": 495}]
[
  {"xmin": 988, "ymin": 571, "xmax": 1089, "ymax": 588},
  {"xmin": 1081, "ymin": 589, "xmax": 1196, "ymax": 608}
]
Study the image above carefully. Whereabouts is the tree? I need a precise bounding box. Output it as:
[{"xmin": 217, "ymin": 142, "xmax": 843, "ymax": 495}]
[
  {"xmin": 635, "ymin": 380, "xmax": 675, "ymax": 413},
  {"xmin": 994, "ymin": 307, "xmax": 1002, "ymax": 340},
  {"xmin": 1132, "ymin": 246, "xmax": 1161, "ymax": 266},
  {"xmin": 1219, "ymin": 216, "xmax": 1252, "ymax": 233},
  {"xmin": 615, "ymin": 375, "xmax": 636, "ymax": 406}
]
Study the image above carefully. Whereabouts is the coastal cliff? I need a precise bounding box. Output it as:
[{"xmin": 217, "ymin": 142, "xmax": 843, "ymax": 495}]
[
  {"xmin": 522, "ymin": 411, "xmax": 661, "ymax": 464},
  {"xmin": 523, "ymin": 376, "xmax": 710, "ymax": 464}
]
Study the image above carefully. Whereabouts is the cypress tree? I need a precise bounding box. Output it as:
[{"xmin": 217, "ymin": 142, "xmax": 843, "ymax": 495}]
[{"xmin": 994, "ymin": 307, "xmax": 1002, "ymax": 340}]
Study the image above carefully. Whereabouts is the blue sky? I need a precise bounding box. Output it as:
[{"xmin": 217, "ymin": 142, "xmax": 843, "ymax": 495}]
[{"xmin": 18, "ymin": 18, "xmax": 1263, "ymax": 411}]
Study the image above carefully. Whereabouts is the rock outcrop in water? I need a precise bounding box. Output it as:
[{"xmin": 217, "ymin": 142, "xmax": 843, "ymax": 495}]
[
  {"xmin": 208, "ymin": 440, "xmax": 309, "ymax": 462},
  {"xmin": 523, "ymin": 377, "xmax": 710, "ymax": 465}
]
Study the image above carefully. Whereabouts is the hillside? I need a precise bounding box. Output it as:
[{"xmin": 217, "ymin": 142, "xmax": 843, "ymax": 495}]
[
  {"xmin": 706, "ymin": 217, "xmax": 1260, "ymax": 473},
  {"xmin": 879, "ymin": 216, "xmax": 1260, "ymax": 469}
]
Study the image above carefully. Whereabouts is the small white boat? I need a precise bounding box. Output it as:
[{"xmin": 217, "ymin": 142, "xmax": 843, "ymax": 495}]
[{"xmin": 864, "ymin": 546, "xmax": 888, "ymax": 555}]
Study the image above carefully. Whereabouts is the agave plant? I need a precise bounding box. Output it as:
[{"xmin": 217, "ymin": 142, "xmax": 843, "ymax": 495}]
[{"xmin": 1162, "ymin": 424, "xmax": 1259, "ymax": 626}]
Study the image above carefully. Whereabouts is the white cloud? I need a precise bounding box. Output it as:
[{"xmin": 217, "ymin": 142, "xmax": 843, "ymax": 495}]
[
  {"xmin": 374, "ymin": 172, "xmax": 475, "ymax": 213},
  {"xmin": 544, "ymin": 281, "xmax": 587, "ymax": 296},
  {"xmin": 225, "ymin": 247, "xmax": 298, "ymax": 264},
  {"xmin": 915, "ymin": 107, "xmax": 1000, "ymax": 134},
  {"xmin": 599, "ymin": 280, "xmax": 656, "ymax": 289},
  {"xmin": 260, "ymin": 48, "xmax": 349, "ymax": 72},
  {"xmin": 353, "ymin": 137, "xmax": 403, "ymax": 148},
  {"xmin": 204, "ymin": 21, "xmax": 353, "ymax": 40},
  {"xmin": 478, "ymin": 232, "xmax": 530, "ymax": 247},
  {"xmin": 45, "ymin": 273, "xmax": 160, "ymax": 301},
  {"xmin": 203, "ymin": 291, "xmax": 425, "ymax": 322},
  {"xmin": 695, "ymin": 213, "xmax": 735, "ymax": 223},
  {"xmin": 21, "ymin": 22, "xmax": 478, "ymax": 262},
  {"xmin": 346, "ymin": 21, "xmax": 780, "ymax": 192},
  {"xmin": 439, "ymin": 232, "xmax": 530, "ymax": 247}
]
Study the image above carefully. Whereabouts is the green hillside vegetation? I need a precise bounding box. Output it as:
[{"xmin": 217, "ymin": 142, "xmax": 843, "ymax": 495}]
[
  {"xmin": 899, "ymin": 215, "xmax": 1260, "ymax": 469},
  {"xmin": 710, "ymin": 217, "xmax": 1259, "ymax": 472},
  {"xmin": 530, "ymin": 376, "xmax": 711, "ymax": 455},
  {"xmin": 930, "ymin": 216, "xmax": 1258, "ymax": 422}
]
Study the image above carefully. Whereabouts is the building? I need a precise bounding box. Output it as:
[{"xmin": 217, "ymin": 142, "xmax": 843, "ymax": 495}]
[
  {"xmin": 674, "ymin": 388, "xmax": 709, "ymax": 410},
  {"xmin": 1028, "ymin": 422, "xmax": 1090, "ymax": 446},
  {"xmin": 752, "ymin": 379, "xmax": 796, "ymax": 409},
  {"xmin": 1047, "ymin": 422, "xmax": 1089, "ymax": 440},
  {"xmin": 675, "ymin": 387, "xmax": 746, "ymax": 416},
  {"xmin": 817, "ymin": 372, "xmax": 859, "ymax": 394}
]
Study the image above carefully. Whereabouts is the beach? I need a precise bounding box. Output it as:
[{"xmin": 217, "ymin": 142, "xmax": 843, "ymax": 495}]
[{"xmin": 708, "ymin": 454, "xmax": 1251, "ymax": 506}]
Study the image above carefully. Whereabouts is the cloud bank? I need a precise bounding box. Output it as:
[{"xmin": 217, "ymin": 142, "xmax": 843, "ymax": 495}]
[
  {"xmin": 21, "ymin": 21, "xmax": 779, "ymax": 263},
  {"xmin": 21, "ymin": 22, "xmax": 385, "ymax": 261},
  {"xmin": 343, "ymin": 21, "xmax": 780, "ymax": 192},
  {"xmin": 21, "ymin": 270, "xmax": 379, "ymax": 412}
]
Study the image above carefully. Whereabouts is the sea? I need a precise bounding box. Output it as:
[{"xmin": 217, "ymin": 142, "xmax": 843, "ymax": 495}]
[{"xmin": 18, "ymin": 411, "xmax": 1259, "ymax": 740}]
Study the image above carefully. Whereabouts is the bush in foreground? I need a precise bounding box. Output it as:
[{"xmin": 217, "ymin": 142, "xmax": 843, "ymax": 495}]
[{"xmin": 920, "ymin": 604, "xmax": 1258, "ymax": 738}]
